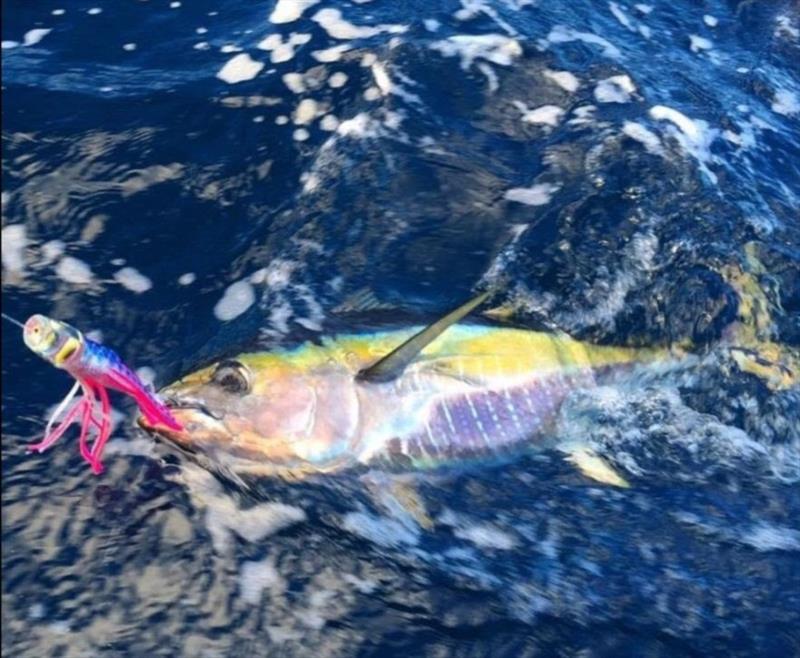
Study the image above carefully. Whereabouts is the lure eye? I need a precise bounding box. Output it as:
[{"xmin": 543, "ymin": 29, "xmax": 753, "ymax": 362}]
[{"xmin": 212, "ymin": 360, "xmax": 251, "ymax": 395}]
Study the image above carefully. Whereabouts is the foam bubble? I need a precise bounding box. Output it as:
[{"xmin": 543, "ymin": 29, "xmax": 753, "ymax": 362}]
[
  {"xmin": 282, "ymin": 72, "xmax": 306, "ymax": 94},
  {"xmin": 634, "ymin": 3, "xmax": 652, "ymax": 13},
  {"xmin": 424, "ymin": 18, "xmax": 441, "ymax": 31},
  {"xmin": 239, "ymin": 557, "xmax": 284, "ymax": 605},
  {"xmin": 543, "ymin": 69, "xmax": 579, "ymax": 92},
  {"xmin": 689, "ymin": 34, "xmax": 712, "ymax": 52},
  {"xmin": 293, "ymin": 128, "xmax": 310, "ymax": 141},
  {"xmin": 41, "ymin": 240, "xmax": 66, "ymax": 263},
  {"xmin": 622, "ymin": 121, "xmax": 664, "ymax": 154},
  {"xmin": 519, "ymin": 104, "xmax": 564, "ymax": 127},
  {"xmin": 275, "ymin": 115, "xmax": 289, "ymax": 125},
  {"xmin": 771, "ymin": 89, "xmax": 799, "ymax": 116},
  {"xmin": 455, "ymin": 524, "xmax": 517, "ymax": 550},
  {"xmin": 113, "ymin": 266, "xmax": 152, "ymax": 293},
  {"xmin": 23, "ymin": 29, "xmax": 51, "ymax": 47},
  {"xmin": 593, "ymin": 74, "xmax": 636, "ymax": 103},
  {"xmin": 703, "ymin": 14, "xmax": 718, "ymax": 27},
  {"xmin": 293, "ymin": 98, "xmax": 319, "ymax": 125},
  {"xmin": 135, "ymin": 367, "xmax": 156, "ymax": 387},
  {"xmin": 328, "ymin": 72, "xmax": 348, "ymax": 88},
  {"xmin": 1, "ymin": 41, "xmax": 19, "ymax": 50},
  {"xmin": 319, "ymin": 114, "xmax": 339, "ymax": 131},
  {"xmin": 363, "ymin": 87, "xmax": 380, "ymax": 101},
  {"xmin": 257, "ymin": 32, "xmax": 312, "ymax": 64},
  {"xmin": 178, "ymin": 273, "xmax": 194, "ymax": 286},
  {"xmin": 312, "ymin": 8, "xmax": 407, "ymax": 40},
  {"xmin": 504, "ymin": 182, "xmax": 560, "ymax": 205},
  {"xmin": 52, "ymin": 9, "xmax": 65, "ymax": 15},
  {"xmin": 342, "ymin": 512, "xmax": 420, "ymax": 547},
  {"xmin": 431, "ymin": 34, "xmax": 522, "ymax": 70},
  {"xmin": 216, "ymin": 53, "xmax": 264, "ymax": 84},
  {"xmin": 55, "ymin": 256, "xmax": 93, "ymax": 285},
  {"xmin": 649, "ymin": 104, "xmax": 719, "ymax": 183},
  {"xmin": 741, "ymin": 525, "xmax": 800, "ymax": 552},
  {"xmin": 122, "ymin": 43, "xmax": 136, "ymax": 51},
  {"xmin": 270, "ymin": 0, "xmax": 320, "ymax": 24},
  {"xmin": 311, "ymin": 44, "xmax": 351, "ymax": 62},
  {"xmin": 214, "ymin": 279, "xmax": 256, "ymax": 321},
  {"xmin": 220, "ymin": 44, "xmax": 241, "ymax": 53},
  {"xmin": 87, "ymin": 8, "xmax": 102, "ymax": 15},
  {"xmin": 1, "ymin": 224, "xmax": 27, "ymax": 273}
]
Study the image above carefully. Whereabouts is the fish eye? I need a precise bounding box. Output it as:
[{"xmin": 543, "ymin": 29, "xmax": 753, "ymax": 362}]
[{"xmin": 212, "ymin": 360, "xmax": 251, "ymax": 395}]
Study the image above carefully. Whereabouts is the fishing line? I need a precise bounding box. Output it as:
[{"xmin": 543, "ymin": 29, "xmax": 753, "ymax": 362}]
[{"xmin": 1, "ymin": 312, "xmax": 26, "ymax": 329}]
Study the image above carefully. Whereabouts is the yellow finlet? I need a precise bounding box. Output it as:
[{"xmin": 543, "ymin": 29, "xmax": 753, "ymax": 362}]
[{"xmin": 565, "ymin": 447, "xmax": 630, "ymax": 488}]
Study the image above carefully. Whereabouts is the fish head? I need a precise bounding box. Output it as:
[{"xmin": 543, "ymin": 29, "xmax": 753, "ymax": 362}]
[
  {"xmin": 138, "ymin": 353, "xmax": 360, "ymax": 476},
  {"xmin": 24, "ymin": 315, "xmax": 83, "ymax": 366}
]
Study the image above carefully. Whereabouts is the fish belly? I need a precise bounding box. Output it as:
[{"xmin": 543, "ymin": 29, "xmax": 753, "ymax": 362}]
[{"xmin": 363, "ymin": 369, "xmax": 595, "ymax": 469}]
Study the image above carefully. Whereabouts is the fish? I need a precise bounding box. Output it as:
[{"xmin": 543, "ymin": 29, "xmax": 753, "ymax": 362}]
[{"xmin": 138, "ymin": 292, "xmax": 671, "ymax": 486}]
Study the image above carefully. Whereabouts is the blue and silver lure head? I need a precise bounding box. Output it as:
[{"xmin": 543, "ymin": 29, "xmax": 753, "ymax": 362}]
[{"xmin": 23, "ymin": 315, "xmax": 83, "ymax": 368}]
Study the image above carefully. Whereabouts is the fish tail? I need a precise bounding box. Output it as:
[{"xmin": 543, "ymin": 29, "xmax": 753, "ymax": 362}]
[{"xmin": 717, "ymin": 244, "xmax": 798, "ymax": 390}]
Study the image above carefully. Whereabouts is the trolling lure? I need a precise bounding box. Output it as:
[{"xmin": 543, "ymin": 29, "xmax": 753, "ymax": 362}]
[{"xmin": 17, "ymin": 314, "xmax": 182, "ymax": 474}]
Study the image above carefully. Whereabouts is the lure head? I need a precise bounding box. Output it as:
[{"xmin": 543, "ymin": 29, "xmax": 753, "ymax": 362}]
[
  {"xmin": 23, "ymin": 315, "xmax": 83, "ymax": 367},
  {"xmin": 138, "ymin": 352, "xmax": 360, "ymax": 478}
]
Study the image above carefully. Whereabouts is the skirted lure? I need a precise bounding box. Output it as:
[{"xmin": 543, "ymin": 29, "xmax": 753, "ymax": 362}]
[{"xmin": 19, "ymin": 315, "xmax": 182, "ymax": 474}]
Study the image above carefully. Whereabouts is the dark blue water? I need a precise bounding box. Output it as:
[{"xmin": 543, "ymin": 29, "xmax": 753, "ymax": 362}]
[{"xmin": 2, "ymin": 1, "xmax": 799, "ymax": 656}]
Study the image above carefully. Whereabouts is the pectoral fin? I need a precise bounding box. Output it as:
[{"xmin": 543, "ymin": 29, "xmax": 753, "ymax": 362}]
[
  {"xmin": 565, "ymin": 446, "xmax": 630, "ymax": 488},
  {"xmin": 357, "ymin": 291, "xmax": 491, "ymax": 383}
]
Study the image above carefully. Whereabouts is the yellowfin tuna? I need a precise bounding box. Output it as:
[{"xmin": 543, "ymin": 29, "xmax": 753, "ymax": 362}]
[{"xmin": 139, "ymin": 293, "xmax": 668, "ymax": 484}]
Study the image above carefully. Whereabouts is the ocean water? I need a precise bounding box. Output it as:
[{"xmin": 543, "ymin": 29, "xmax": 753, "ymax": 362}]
[{"xmin": 2, "ymin": 1, "xmax": 799, "ymax": 656}]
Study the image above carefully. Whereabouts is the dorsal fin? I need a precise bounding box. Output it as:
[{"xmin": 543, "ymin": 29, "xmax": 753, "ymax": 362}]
[{"xmin": 356, "ymin": 291, "xmax": 490, "ymax": 384}]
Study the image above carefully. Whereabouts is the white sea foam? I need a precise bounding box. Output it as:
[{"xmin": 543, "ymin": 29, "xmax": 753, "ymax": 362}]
[
  {"xmin": 270, "ymin": 0, "xmax": 320, "ymax": 24},
  {"xmin": 178, "ymin": 272, "xmax": 195, "ymax": 285},
  {"xmin": 504, "ymin": 182, "xmax": 560, "ymax": 206},
  {"xmin": 312, "ymin": 8, "xmax": 407, "ymax": 40},
  {"xmin": 593, "ymin": 74, "xmax": 636, "ymax": 103},
  {"xmin": 293, "ymin": 98, "xmax": 320, "ymax": 125},
  {"xmin": 135, "ymin": 367, "xmax": 156, "ymax": 386},
  {"xmin": 771, "ymin": 89, "xmax": 799, "ymax": 116},
  {"xmin": 311, "ymin": 44, "xmax": 350, "ymax": 62},
  {"xmin": 239, "ymin": 557, "xmax": 284, "ymax": 605},
  {"xmin": 741, "ymin": 525, "xmax": 800, "ymax": 552},
  {"xmin": 649, "ymin": 105, "xmax": 719, "ymax": 183},
  {"xmin": 431, "ymin": 34, "xmax": 522, "ymax": 70},
  {"xmin": 282, "ymin": 72, "xmax": 306, "ymax": 93},
  {"xmin": 543, "ymin": 69, "xmax": 579, "ymax": 92},
  {"xmin": 518, "ymin": 103, "xmax": 564, "ymax": 127},
  {"xmin": 1, "ymin": 224, "xmax": 27, "ymax": 273},
  {"xmin": 214, "ymin": 279, "xmax": 256, "ymax": 321},
  {"xmin": 608, "ymin": 2, "xmax": 635, "ymax": 31},
  {"xmin": 293, "ymin": 128, "xmax": 310, "ymax": 141},
  {"xmin": 1, "ymin": 41, "xmax": 19, "ymax": 50},
  {"xmin": 23, "ymin": 29, "xmax": 51, "ymax": 47},
  {"xmin": 546, "ymin": 25, "xmax": 622, "ymax": 60},
  {"xmin": 257, "ymin": 32, "xmax": 311, "ymax": 64},
  {"xmin": 328, "ymin": 72, "xmax": 348, "ymax": 88},
  {"xmin": 216, "ymin": 53, "xmax": 264, "ymax": 84},
  {"xmin": 703, "ymin": 15, "xmax": 718, "ymax": 27},
  {"xmin": 113, "ymin": 266, "xmax": 152, "ymax": 293},
  {"xmin": 689, "ymin": 34, "xmax": 712, "ymax": 53},
  {"xmin": 55, "ymin": 256, "xmax": 93, "ymax": 285},
  {"xmin": 622, "ymin": 121, "xmax": 664, "ymax": 155},
  {"xmin": 342, "ymin": 511, "xmax": 420, "ymax": 547},
  {"xmin": 319, "ymin": 114, "xmax": 339, "ymax": 131}
]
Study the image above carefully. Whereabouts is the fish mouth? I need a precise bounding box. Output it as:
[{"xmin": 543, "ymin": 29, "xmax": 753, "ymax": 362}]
[{"xmin": 136, "ymin": 396, "xmax": 228, "ymax": 448}]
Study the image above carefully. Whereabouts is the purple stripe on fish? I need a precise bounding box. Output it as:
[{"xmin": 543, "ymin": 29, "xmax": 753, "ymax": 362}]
[{"xmin": 375, "ymin": 368, "xmax": 596, "ymax": 465}]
